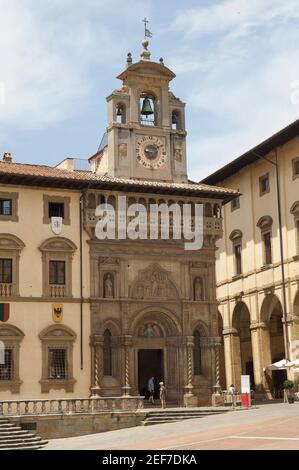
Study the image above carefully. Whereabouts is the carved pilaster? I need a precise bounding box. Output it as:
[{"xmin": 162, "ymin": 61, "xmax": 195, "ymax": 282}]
[
  {"xmin": 122, "ymin": 335, "xmax": 132, "ymax": 396},
  {"xmin": 90, "ymin": 335, "xmax": 104, "ymax": 397}
]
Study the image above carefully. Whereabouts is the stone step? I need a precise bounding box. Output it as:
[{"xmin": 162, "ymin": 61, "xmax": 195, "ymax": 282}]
[
  {"xmin": 0, "ymin": 430, "xmax": 34, "ymax": 437},
  {"xmin": 0, "ymin": 437, "xmax": 46, "ymax": 447},
  {"xmin": 142, "ymin": 419, "xmax": 181, "ymax": 426},
  {"xmin": 0, "ymin": 433, "xmax": 39, "ymax": 442},
  {"xmin": 0, "ymin": 439, "xmax": 48, "ymax": 449},
  {"xmin": 144, "ymin": 415, "xmax": 217, "ymax": 422},
  {"xmin": 0, "ymin": 417, "xmax": 47, "ymax": 450},
  {"xmin": 141, "ymin": 408, "xmax": 230, "ymax": 426},
  {"xmin": 0, "ymin": 444, "xmax": 47, "ymax": 451},
  {"xmin": 146, "ymin": 412, "xmax": 223, "ymax": 418},
  {"xmin": 0, "ymin": 424, "xmax": 22, "ymax": 431}
]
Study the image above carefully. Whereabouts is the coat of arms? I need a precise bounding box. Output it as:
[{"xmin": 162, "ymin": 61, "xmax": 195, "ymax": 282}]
[
  {"xmin": 51, "ymin": 217, "xmax": 63, "ymax": 235},
  {"xmin": 52, "ymin": 304, "xmax": 63, "ymax": 323}
]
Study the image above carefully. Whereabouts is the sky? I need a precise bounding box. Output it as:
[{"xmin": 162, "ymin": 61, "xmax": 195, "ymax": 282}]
[{"xmin": 1, "ymin": 0, "xmax": 299, "ymax": 180}]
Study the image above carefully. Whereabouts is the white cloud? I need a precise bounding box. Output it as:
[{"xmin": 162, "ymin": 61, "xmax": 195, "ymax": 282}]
[
  {"xmin": 0, "ymin": 0, "xmax": 149, "ymax": 131},
  {"xmin": 169, "ymin": 0, "xmax": 299, "ymax": 180},
  {"xmin": 172, "ymin": 0, "xmax": 299, "ymax": 39}
]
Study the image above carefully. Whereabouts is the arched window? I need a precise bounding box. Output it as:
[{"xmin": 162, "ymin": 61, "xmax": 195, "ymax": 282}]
[
  {"xmin": 116, "ymin": 103, "xmax": 126, "ymax": 124},
  {"xmin": 103, "ymin": 329, "xmax": 112, "ymax": 376},
  {"xmin": 171, "ymin": 110, "xmax": 181, "ymax": 130},
  {"xmin": 140, "ymin": 93, "xmax": 156, "ymax": 126},
  {"xmin": 193, "ymin": 330, "xmax": 202, "ymax": 375},
  {"xmin": 0, "ymin": 324, "xmax": 24, "ymax": 393}
]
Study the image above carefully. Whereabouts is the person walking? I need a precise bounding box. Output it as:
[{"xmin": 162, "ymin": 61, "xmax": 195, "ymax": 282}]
[
  {"xmin": 148, "ymin": 376, "xmax": 155, "ymax": 404},
  {"xmin": 159, "ymin": 381, "xmax": 166, "ymax": 409},
  {"xmin": 228, "ymin": 384, "xmax": 235, "ymax": 408}
]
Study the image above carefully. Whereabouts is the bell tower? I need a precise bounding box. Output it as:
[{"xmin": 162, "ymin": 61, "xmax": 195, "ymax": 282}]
[{"xmin": 91, "ymin": 34, "xmax": 188, "ymax": 183}]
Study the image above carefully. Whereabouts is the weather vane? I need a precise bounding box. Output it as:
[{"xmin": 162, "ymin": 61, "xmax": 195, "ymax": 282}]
[{"xmin": 142, "ymin": 17, "xmax": 153, "ymax": 40}]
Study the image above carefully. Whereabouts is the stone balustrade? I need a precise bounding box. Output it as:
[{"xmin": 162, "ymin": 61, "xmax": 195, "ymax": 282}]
[
  {"xmin": 0, "ymin": 396, "xmax": 144, "ymax": 417},
  {"xmin": 0, "ymin": 283, "xmax": 12, "ymax": 297},
  {"xmin": 50, "ymin": 284, "xmax": 65, "ymax": 298},
  {"xmin": 84, "ymin": 209, "xmax": 222, "ymax": 237}
]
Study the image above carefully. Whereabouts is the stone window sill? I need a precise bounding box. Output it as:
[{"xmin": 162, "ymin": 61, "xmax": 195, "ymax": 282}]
[
  {"xmin": 40, "ymin": 378, "xmax": 76, "ymax": 393},
  {"xmin": 232, "ymin": 274, "xmax": 243, "ymax": 281},
  {"xmin": 261, "ymin": 264, "xmax": 273, "ymax": 271},
  {"xmin": 0, "ymin": 380, "xmax": 22, "ymax": 393}
]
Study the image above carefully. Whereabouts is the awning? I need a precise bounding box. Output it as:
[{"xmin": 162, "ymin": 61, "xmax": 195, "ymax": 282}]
[
  {"xmin": 264, "ymin": 359, "xmax": 288, "ymax": 371},
  {"xmin": 285, "ymin": 359, "xmax": 299, "ymax": 368}
]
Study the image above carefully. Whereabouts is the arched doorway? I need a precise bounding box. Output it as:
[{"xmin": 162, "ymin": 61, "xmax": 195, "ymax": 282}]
[
  {"xmin": 218, "ymin": 312, "xmax": 226, "ymax": 390},
  {"xmin": 136, "ymin": 322, "xmax": 164, "ymax": 399},
  {"xmin": 261, "ymin": 294, "xmax": 285, "ymax": 398},
  {"xmin": 132, "ymin": 309, "xmax": 181, "ymax": 404},
  {"xmin": 232, "ymin": 301, "xmax": 254, "ymax": 390}
]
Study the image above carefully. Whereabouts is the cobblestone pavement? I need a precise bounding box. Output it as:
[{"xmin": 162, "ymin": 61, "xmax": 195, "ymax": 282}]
[{"xmin": 44, "ymin": 402, "xmax": 299, "ymax": 450}]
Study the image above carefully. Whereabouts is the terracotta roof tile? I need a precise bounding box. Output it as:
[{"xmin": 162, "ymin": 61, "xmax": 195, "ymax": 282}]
[{"xmin": 0, "ymin": 161, "xmax": 238, "ymax": 197}]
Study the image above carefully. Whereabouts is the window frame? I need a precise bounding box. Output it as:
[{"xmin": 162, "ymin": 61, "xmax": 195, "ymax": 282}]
[
  {"xmin": 229, "ymin": 229, "xmax": 243, "ymax": 278},
  {"xmin": 259, "ymin": 173, "xmax": 270, "ymax": 196},
  {"xmin": 0, "ymin": 258, "xmax": 13, "ymax": 284},
  {"xmin": 49, "ymin": 260, "xmax": 66, "ymax": 285},
  {"xmin": 0, "ymin": 235, "xmax": 25, "ymax": 297},
  {"xmin": 231, "ymin": 195, "xmax": 240, "ymax": 212},
  {"xmin": 39, "ymin": 237, "xmax": 77, "ymax": 298},
  {"xmin": 0, "ymin": 324, "xmax": 24, "ymax": 393},
  {"xmin": 292, "ymin": 157, "xmax": 299, "ymax": 180},
  {"xmin": 263, "ymin": 231, "xmax": 272, "ymax": 265},
  {"xmin": 39, "ymin": 325, "xmax": 76, "ymax": 393},
  {"xmin": 234, "ymin": 243, "xmax": 242, "ymax": 276},
  {"xmin": 0, "ymin": 191, "xmax": 18, "ymax": 222},
  {"xmin": 43, "ymin": 195, "xmax": 70, "ymax": 225}
]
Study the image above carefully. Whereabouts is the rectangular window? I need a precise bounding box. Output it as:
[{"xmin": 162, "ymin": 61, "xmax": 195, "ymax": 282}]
[
  {"xmin": 293, "ymin": 158, "xmax": 299, "ymax": 178},
  {"xmin": 263, "ymin": 232, "xmax": 272, "ymax": 265},
  {"xmin": 0, "ymin": 259, "xmax": 12, "ymax": 283},
  {"xmin": 0, "ymin": 349, "xmax": 14, "ymax": 381},
  {"xmin": 0, "ymin": 199, "xmax": 12, "ymax": 216},
  {"xmin": 234, "ymin": 244, "xmax": 242, "ymax": 275},
  {"xmin": 48, "ymin": 202, "xmax": 64, "ymax": 219},
  {"xmin": 259, "ymin": 174, "xmax": 270, "ymax": 195},
  {"xmin": 48, "ymin": 348, "xmax": 67, "ymax": 379},
  {"xmin": 49, "ymin": 260, "xmax": 65, "ymax": 285},
  {"xmin": 231, "ymin": 196, "xmax": 240, "ymax": 211}
]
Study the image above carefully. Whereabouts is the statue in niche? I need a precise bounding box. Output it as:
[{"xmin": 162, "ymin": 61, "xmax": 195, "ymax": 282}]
[
  {"xmin": 104, "ymin": 273, "xmax": 114, "ymax": 298},
  {"xmin": 194, "ymin": 277, "xmax": 204, "ymax": 301},
  {"xmin": 151, "ymin": 273, "xmax": 159, "ymax": 297}
]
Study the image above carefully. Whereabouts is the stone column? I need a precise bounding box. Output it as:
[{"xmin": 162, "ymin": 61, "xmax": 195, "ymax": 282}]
[
  {"xmin": 90, "ymin": 335, "xmax": 104, "ymax": 397},
  {"xmin": 250, "ymin": 321, "xmax": 267, "ymax": 393},
  {"xmin": 212, "ymin": 339, "xmax": 223, "ymax": 406},
  {"xmin": 222, "ymin": 328, "xmax": 237, "ymax": 389},
  {"xmin": 122, "ymin": 335, "xmax": 132, "ymax": 396},
  {"xmin": 183, "ymin": 336, "xmax": 197, "ymax": 407}
]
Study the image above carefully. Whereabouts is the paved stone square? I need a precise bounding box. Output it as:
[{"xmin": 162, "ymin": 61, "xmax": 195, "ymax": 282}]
[{"xmin": 44, "ymin": 402, "xmax": 299, "ymax": 450}]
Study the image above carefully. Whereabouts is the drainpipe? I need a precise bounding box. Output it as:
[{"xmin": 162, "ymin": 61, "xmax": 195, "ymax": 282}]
[{"xmin": 79, "ymin": 193, "xmax": 84, "ymax": 369}]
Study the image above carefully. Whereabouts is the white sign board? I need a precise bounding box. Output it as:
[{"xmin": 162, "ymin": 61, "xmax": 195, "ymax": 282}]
[{"xmin": 241, "ymin": 375, "xmax": 250, "ymax": 394}]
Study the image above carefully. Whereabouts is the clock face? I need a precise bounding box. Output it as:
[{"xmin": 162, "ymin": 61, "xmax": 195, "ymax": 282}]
[
  {"xmin": 144, "ymin": 144, "xmax": 158, "ymax": 160},
  {"xmin": 136, "ymin": 136, "xmax": 167, "ymax": 169}
]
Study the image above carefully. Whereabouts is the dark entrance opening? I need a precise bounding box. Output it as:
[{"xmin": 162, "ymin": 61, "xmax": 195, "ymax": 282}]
[
  {"xmin": 272, "ymin": 369, "xmax": 287, "ymax": 398},
  {"xmin": 138, "ymin": 349, "xmax": 164, "ymax": 399}
]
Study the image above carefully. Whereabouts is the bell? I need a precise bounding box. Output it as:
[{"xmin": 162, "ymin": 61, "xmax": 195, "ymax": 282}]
[
  {"xmin": 141, "ymin": 97, "xmax": 154, "ymax": 116},
  {"xmin": 172, "ymin": 113, "xmax": 178, "ymax": 125},
  {"xmin": 116, "ymin": 107, "xmax": 122, "ymax": 116}
]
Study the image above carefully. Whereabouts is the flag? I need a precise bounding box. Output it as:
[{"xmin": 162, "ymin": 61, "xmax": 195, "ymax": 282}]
[
  {"xmin": 145, "ymin": 28, "xmax": 153, "ymax": 38},
  {"xmin": 0, "ymin": 303, "xmax": 9, "ymax": 322}
]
